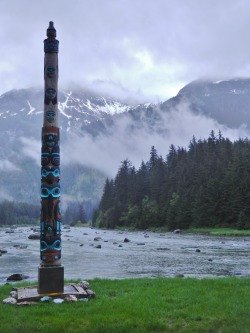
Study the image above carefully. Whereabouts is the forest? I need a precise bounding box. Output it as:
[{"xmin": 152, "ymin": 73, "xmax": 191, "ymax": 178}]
[
  {"xmin": 0, "ymin": 200, "xmax": 91, "ymax": 226},
  {"xmin": 0, "ymin": 201, "xmax": 39, "ymax": 225},
  {"xmin": 93, "ymin": 131, "xmax": 250, "ymax": 230}
]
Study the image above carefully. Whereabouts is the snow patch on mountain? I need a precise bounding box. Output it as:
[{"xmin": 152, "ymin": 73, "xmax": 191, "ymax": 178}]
[{"xmin": 27, "ymin": 100, "xmax": 36, "ymax": 115}]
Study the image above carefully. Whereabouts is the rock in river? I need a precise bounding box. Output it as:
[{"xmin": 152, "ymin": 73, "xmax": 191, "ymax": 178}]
[
  {"xmin": 28, "ymin": 234, "xmax": 40, "ymax": 240},
  {"xmin": 124, "ymin": 238, "xmax": 130, "ymax": 243},
  {"xmin": 7, "ymin": 274, "xmax": 29, "ymax": 282}
]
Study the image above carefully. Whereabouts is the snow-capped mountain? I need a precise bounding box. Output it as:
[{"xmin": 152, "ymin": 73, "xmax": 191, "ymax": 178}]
[
  {"xmin": 1, "ymin": 78, "xmax": 250, "ymax": 208},
  {"xmin": 162, "ymin": 78, "xmax": 250, "ymax": 129},
  {"xmin": 0, "ymin": 88, "xmax": 135, "ymax": 205},
  {"xmin": 0, "ymin": 88, "xmax": 131, "ymax": 135}
]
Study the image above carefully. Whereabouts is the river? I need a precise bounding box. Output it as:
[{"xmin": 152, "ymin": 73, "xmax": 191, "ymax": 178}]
[{"xmin": 0, "ymin": 226, "xmax": 250, "ymax": 283}]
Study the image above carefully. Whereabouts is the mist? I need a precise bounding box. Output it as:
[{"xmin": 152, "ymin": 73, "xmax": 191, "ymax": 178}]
[{"xmin": 61, "ymin": 103, "xmax": 250, "ymax": 176}]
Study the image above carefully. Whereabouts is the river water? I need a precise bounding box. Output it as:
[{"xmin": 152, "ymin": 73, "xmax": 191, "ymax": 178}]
[{"xmin": 0, "ymin": 226, "xmax": 250, "ymax": 283}]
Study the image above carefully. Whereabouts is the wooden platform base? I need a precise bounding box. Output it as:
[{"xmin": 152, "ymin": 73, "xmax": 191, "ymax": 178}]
[{"xmin": 17, "ymin": 283, "xmax": 88, "ymax": 302}]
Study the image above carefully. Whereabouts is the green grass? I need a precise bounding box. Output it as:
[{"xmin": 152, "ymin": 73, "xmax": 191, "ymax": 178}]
[
  {"xmin": 188, "ymin": 227, "xmax": 250, "ymax": 236},
  {"xmin": 1, "ymin": 278, "xmax": 250, "ymax": 333}
]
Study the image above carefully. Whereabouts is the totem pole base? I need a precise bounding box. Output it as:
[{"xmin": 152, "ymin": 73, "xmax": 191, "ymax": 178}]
[{"xmin": 38, "ymin": 266, "xmax": 64, "ymax": 294}]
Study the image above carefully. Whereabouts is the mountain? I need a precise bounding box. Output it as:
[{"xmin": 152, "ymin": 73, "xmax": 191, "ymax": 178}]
[
  {"xmin": 0, "ymin": 88, "xmax": 132, "ymax": 210},
  {"xmin": 162, "ymin": 78, "xmax": 250, "ymax": 129},
  {"xmin": 1, "ymin": 78, "xmax": 250, "ymax": 213}
]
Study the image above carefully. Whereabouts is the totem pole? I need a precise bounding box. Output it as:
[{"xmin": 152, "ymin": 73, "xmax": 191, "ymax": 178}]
[{"xmin": 38, "ymin": 22, "xmax": 64, "ymax": 294}]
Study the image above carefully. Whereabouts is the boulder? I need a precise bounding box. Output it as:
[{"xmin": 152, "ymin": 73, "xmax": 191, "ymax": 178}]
[
  {"xmin": 95, "ymin": 244, "xmax": 101, "ymax": 249},
  {"xmin": 174, "ymin": 229, "xmax": 181, "ymax": 234},
  {"xmin": 124, "ymin": 238, "xmax": 130, "ymax": 243},
  {"xmin": 7, "ymin": 274, "xmax": 29, "ymax": 282},
  {"xmin": 28, "ymin": 234, "xmax": 40, "ymax": 240},
  {"xmin": 0, "ymin": 249, "xmax": 8, "ymax": 254}
]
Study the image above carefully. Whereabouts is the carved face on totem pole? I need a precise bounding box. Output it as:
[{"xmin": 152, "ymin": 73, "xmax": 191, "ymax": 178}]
[
  {"xmin": 45, "ymin": 88, "xmax": 57, "ymax": 105},
  {"xmin": 40, "ymin": 128, "xmax": 61, "ymax": 264}
]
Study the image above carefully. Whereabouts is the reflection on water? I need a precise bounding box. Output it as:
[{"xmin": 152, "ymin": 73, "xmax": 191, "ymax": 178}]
[{"xmin": 0, "ymin": 226, "xmax": 250, "ymax": 283}]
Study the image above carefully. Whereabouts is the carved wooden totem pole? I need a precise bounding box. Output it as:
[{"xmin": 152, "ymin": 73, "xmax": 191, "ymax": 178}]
[{"xmin": 38, "ymin": 22, "xmax": 64, "ymax": 294}]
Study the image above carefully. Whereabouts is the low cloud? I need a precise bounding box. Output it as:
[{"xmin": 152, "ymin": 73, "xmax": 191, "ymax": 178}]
[
  {"xmin": 20, "ymin": 137, "xmax": 40, "ymax": 166},
  {"xmin": 62, "ymin": 103, "xmax": 250, "ymax": 176},
  {"xmin": 0, "ymin": 189, "xmax": 13, "ymax": 201},
  {"xmin": 0, "ymin": 159, "xmax": 21, "ymax": 172}
]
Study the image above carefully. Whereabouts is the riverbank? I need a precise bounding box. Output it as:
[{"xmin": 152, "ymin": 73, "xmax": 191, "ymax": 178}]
[
  {"xmin": 98, "ymin": 226, "xmax": 250, "ymax": 237},
  {"xmin": 1, "ymin": 224, "xmax": 250, "ymax": 237},
  {"xmin": 1, "ymin": 277, "xmax": 250, "ymax": 333},
  {"xmin": 187, "ymin": 227, "xmax": 250, "ymax": 236}
]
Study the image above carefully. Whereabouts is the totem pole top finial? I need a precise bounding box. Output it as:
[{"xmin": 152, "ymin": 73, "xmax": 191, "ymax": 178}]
[
  {"xmin": 47, "ymin": 21, "xmax": 56, "ymax": 39},
  {"xmin": 44, "ymin": 21, "xmax": 59, "ymax": 53}
]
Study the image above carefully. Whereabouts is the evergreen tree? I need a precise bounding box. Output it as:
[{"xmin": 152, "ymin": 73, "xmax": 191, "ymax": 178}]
[{"xmin": 93, "ymin": 131, "xmax": 250, "ymax": 230}]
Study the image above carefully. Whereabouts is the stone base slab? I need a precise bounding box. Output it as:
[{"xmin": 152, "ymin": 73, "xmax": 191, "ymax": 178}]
[{"xmin": 17, "ymin": 283, "xmax": 88, "ymax": 302}]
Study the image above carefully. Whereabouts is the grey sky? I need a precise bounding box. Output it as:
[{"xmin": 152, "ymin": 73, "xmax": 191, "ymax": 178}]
[{"xmin": 1, "ymin": 0, "xmax": 250, "ymax": 103}]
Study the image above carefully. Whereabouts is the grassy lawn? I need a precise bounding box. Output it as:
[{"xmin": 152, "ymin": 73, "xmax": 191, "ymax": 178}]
[
  {"xmin": 1, "ymin": 277, "xmax": 250, "ymax": 333},
  {"xmin": 188, "ymin": 227, "xmax": 250, "ymax": 236}
]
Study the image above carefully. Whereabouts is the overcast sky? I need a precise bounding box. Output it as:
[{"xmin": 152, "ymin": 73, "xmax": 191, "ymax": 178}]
[{"xmin": 1, "ymin": 0, "xmax": 250, "ymax": 103}]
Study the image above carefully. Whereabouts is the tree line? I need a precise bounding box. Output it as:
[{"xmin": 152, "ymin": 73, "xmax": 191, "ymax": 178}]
[
  {"xmin": 0, "ymin": 201, "xmax": 39, "ymax": 225},
  {"xmin": 0, "ymin": 200, "xmax": 94, "ymax": 226},
  {"xmin": 93, "ymin": 131, "xmax": 250, "ymax": 230}
]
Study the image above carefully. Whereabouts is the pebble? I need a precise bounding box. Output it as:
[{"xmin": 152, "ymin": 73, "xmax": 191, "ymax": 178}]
[
  {"xmin": 79, "ymin": 281, "xmax": 90, "ymax": 289},
  {"xmin": 3, "ymin": 297, "xmax": 17, "ymax": 304},
  {"xmin": 10, "ymin": 291, "xmax": 17, "ymax": 298},
  {"xmin": 40, "ymin": 296, "xmax": 52, "ymax": 302},
  {"xmin": 65, "ymin": 295, "xmax": 77, "ymax": 302},
  {"xmin": 53, "ymin": 298, "xmax": 64, "ymax": 304}
]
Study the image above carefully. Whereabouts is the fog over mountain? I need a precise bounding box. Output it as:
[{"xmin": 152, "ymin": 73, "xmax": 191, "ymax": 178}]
[{"xmin": 0, "ymin": 78, "xmax": 250, "ymax": 207}]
